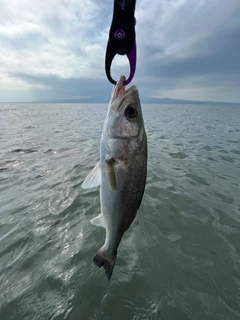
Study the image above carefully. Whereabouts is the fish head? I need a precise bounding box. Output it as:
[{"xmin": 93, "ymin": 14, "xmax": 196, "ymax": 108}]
[{"xmin": 106, "ymin": 75, "xmax": 145, "ymax": 140}]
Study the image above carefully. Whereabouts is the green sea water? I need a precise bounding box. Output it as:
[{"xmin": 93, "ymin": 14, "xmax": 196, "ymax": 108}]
[{"xmin": 0, "ymin": 103, "xmax": 240, "ymax": 320}]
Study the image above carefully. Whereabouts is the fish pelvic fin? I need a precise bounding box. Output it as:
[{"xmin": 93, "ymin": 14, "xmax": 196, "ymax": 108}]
[
  {"xmin": 93, "ymin": 250, "xmax": 116, "ymax": 281},
  {"xmin": 90, "ymin": 214, "xmax": 105, "ymax": 228}
]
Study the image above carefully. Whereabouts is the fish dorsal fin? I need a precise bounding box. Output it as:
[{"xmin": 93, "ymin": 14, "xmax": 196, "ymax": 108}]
[
  {"xmin": 90, "ymin": 214, "xmax": 105, "ymax": 228},
  {"xmin": 82, "ymin": 162, "xmax": 101, "ymax": 189},
  {"xmin": 106, "ymin": 158, "xmax": 117, "ymax": 190}
]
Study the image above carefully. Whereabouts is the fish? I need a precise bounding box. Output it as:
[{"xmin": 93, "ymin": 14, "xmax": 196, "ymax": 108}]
[{"xmin": 82, "ymin": 75, "xmax": 147, "ymax": 280}]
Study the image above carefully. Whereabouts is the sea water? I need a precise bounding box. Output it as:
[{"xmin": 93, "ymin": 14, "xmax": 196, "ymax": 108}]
[{"xmin": 0, "ymin": 103, "xmax": 240, "ymax": 319}]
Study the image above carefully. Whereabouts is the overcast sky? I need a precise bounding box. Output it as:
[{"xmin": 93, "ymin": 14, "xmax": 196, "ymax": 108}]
[{"xmin": 0, "ymin": 0, "xmax": 240, "ymax": 103}]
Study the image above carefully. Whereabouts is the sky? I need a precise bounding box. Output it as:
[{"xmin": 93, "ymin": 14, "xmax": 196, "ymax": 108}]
[{"xmin": 0, "ymin": 0, "xmax": 240, "ymax": 103}]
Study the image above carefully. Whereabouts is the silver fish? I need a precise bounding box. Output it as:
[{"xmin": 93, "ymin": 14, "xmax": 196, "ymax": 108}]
[{"xmin": 82, "ymin": 76, "xmax": 147, "ymax": 280}]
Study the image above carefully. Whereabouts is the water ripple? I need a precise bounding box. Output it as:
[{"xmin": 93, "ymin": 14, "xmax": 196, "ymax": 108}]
[{"xmin": 1, "ymin": 103, "xmax": 240, "ymax": 319}]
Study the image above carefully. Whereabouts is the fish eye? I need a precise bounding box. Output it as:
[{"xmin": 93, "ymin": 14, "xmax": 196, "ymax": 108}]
[{"xmin": 124, "ymin": 106, "xmax": 138, "ymax": 121}]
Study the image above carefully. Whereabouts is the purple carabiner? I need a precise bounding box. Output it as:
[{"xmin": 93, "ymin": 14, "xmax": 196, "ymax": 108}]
[
  {"xmin": 124, "ymin": 43, "xmax": 137, "ymax": 86},
  {"xmin": 105, "ymin": 0, "xmax": 137, "ymax": 85}
]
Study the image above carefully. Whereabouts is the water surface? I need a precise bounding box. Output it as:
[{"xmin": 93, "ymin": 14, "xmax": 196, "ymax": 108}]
[{"xmin": 0, "ymin": 103, "xmax": 240, "ymax": 319}]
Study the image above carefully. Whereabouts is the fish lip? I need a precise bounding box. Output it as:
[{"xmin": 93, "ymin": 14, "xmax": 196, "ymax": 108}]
[
  {"xmin": 124, "ymin": 85, "xmax": 137, "ymax": 94},
  {"xmin": 111, "ymin": 76, "xmax": 126, "ymax": 102},
  {"xmin": 119, "ymin": 85, "xmax": 138, "ymax": 99},
  {"xmin": 116, "ymin": 75, "xmax": 126, "ymax": 89},
  {"xmin": 111, "ymin": 76, "xmax": 138, "ymax": 103}
]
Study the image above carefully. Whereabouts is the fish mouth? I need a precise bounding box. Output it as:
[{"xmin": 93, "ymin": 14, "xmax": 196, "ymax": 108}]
[
  {"xmin": 110, "ymin": 75, "xmax": 137, "ymax": 103},
  {"xmin": 114, "ymin": 76, "xmax": 126, "ymax": 99}
]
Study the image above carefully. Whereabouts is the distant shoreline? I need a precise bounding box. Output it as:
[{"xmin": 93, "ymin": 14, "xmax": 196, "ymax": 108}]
[{"xmin": 1, "ymin": 99, "xmax": 239, "ymax": 105}]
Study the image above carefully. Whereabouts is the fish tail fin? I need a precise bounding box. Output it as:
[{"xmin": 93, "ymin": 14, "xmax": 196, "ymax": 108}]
[{"xmin": 93, "ymin": 250, "xmax": 116, "ymax": 281}]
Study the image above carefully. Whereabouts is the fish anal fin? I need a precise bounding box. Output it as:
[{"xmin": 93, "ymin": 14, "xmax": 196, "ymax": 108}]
[
  {"xmin": 82, "ymin": 162, "xmax": 101, "ymax": 189},
  {"xmin": 90, "ymin": 214, "xmax": 105, "ymax": 228},
  {"xmin": 106, "ymin": 158, "xmax": 117, "ymax": 190}
]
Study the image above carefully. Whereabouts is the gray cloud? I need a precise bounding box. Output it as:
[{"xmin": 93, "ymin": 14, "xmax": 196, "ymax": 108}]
[
  {"xmin": 9, "ymin": 72, "xmax": 112, "ymax": 102},
  {"xmin": 0, "ymin": 31, "xmax": 48, "ymax": 50},
  {"xmin": 145, "ymin": 26, "xmax": 240, "ymax": 77},
  {"xmin": 0, "ymin": 0, "xmax": 240, "ymax": 103},
  {"xmin": 134, "ymin": 0, "xmax": 240, "ymax": 102}
]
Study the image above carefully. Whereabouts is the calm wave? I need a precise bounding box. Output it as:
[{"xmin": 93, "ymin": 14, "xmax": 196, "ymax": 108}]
[{"xmin": 0, "ymin": 103, "xmax": 240, "ymax": 319}]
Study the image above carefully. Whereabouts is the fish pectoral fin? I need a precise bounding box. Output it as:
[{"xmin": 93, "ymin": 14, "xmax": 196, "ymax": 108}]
[
  {"xmin": 90, "ymin": 214, "xmax": 105, "ymax": 228},
  {"xmin": 82, "ymin": 162, "xmax": 101, "ymax": 189},
  {"xmin": 106, "ymin": 158, "xmax": 117, "ymax": 190}
]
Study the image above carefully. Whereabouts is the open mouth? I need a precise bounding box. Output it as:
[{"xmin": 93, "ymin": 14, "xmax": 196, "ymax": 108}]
[
  {"xmin": 113, "ymin": 77, "xmax": 138, "ymax": 100},
  {"xmin": 113, "ymin": 76, "xmax": 126, "ymax": 101}
]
